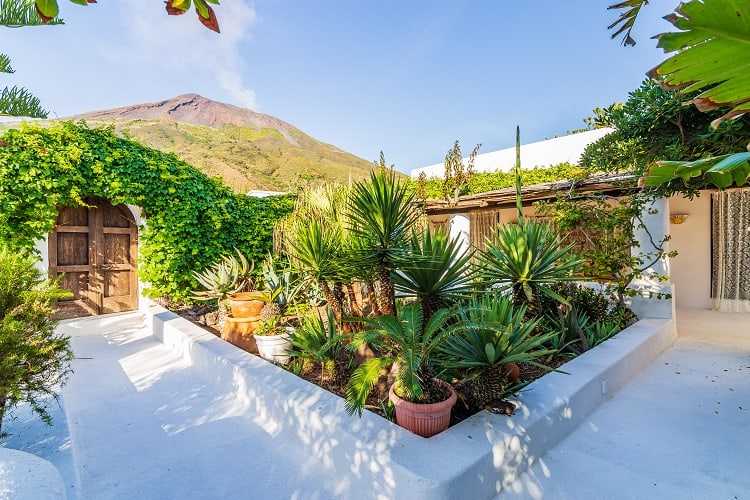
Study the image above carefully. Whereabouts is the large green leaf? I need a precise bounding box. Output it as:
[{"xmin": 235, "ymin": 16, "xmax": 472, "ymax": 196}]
[
  {"xmin": 642, "ymin": 152, "xmax": 750, "ymax": 189},
  {"xmin": 648, "ymin": 0, "xmax": 750, "ymax": 127}
]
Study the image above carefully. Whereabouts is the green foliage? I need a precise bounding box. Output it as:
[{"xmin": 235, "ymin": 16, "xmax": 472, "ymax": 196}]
[
  {"xmin": 648, "ymin": 0, "xmax": 750, "ymax": 126},
  {"xmin": 581, "ymin": 79, "xmax": 750, "ymax": 180},
  {"xmin": 345, "ymin": 303, "xmax": 455, "ymax": 415},
  {"xmin": 0, "ymin": 246, "xmax": 73, "ymax": 434},
  {"xmin": 348, "ymin": 169, "xmax": 421, "ymax": 316},
  {"xmin": 0, "ymin": 85, "xmax": 48, "ymax": 118},
  {"xmin": 287, "ymin": 309, "xmax": 345, "ymax": 382},
  {"xmin": 607, "ymin": 0, "xmax": 650, "ymax": 46},
  {"xmin": 192, "ymin": 248, "xmax": 255, "ymax": 302},
  {"xmin": 584, "ymin": 318, "xmax": 622, "ymax": 348},
  {"xmin": 0, "ymin": 122, "xmax": 295, "ymax": 301},
  {"xmin": 440, "ymin": 294, "xmax": 555, "ymax": 373},
  {"xmin": 643, "ymin": 153, "xmax": 750, "ymax": 190},
  {"xmin": 418, "ymin": 162, "xmax": 586, "ymax": 198},
  {"xmin": 261, "ymin": 254, "xmax": 304, "ymax": 311},
  {"xmin": 392, "ymin": 228, "xmax": 475, "ymax": 321},
  {"xmin": 476, "ymin": 219, "xmax": 584, "ymax": 306},
  {"xmin": 0, "ymin": 0, "xmax": 63, "ymax": 26},
  {"xmin": 442, "ymin": 141, "xmax": 481, "ymax": 203},
  {"xmin": 535, "ymin": 191, "xmax": 673, "ymax": 301}
]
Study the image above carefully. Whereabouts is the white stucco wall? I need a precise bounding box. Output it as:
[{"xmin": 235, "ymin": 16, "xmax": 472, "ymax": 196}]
[
  {"xmin": 411, "ymin": 128, "xmax": 615, "ymax": 179},
  {"xmin": 668, "ymin": 192, "xmax": 712, "ymax": 309}
]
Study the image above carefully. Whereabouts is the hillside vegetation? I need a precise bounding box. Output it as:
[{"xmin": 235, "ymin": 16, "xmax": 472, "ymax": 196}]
[{"xmin": 2, "ymin": 94, "xmax": 377, "ymax": 193}]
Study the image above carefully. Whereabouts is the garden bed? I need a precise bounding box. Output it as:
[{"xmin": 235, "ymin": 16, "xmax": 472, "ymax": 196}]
[
  {"xmin": 162, "ymin": 299, "xmax": 573, "ymax": 426},
  {"xmin": 144, "ymin": 299, "xmax": 676, "ymax": 499}
]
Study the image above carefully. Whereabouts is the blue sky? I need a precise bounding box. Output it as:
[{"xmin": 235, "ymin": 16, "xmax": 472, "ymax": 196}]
[{"xmin": 1, "ymin": 1, "xmax": 674, "ymax": 173}]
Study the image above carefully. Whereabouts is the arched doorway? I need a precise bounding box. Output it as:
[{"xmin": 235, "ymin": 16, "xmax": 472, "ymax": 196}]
[{"xmin": 48, "ymin": 197, "xmax": 139, "ymax": 317}]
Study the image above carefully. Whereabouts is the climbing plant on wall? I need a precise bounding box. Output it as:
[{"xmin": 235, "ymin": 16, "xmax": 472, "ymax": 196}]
[{"xmin": 0, "ymin": 121, "xmax": 295, "ymax": 301}]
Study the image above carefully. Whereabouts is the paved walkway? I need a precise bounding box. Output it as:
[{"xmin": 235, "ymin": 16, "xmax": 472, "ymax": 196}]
[
  {"xmin": 3, "ymin": 313, "xmax": 338, "ymax": 499},
  {"xmin": 2, "ymin": 309, "xmax": 749, "ymax": 499},
  {"xmin": 499, "ymin": 309, "xmax": 750, "ymax": 499}
]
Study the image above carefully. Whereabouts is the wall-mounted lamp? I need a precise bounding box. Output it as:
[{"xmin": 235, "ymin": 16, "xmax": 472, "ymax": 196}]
[{"xmin": 670, "ymin": 214, "xmax": 689, "ymax": 224}]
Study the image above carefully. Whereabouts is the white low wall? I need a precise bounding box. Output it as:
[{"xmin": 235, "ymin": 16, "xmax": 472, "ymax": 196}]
[{"xmin": 142, "ymin": 301, "xmax": 676, "ymax": 499}]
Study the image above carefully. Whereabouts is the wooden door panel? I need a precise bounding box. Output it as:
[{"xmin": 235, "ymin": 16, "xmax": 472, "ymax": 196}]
[
  {"xmin": 57, "ymin": 233, "xmax": 89, "ymax": 266},
  {"xmin": 59, "ymin": 271, "xmax": 89, "ymax": 300},
  {"xmin": 104, "ymin": 233, "xmax": 130, "ymax": 264},
  {"xmin": 50, "ymin": 198, "xmax": 138, "ymax": 317}
]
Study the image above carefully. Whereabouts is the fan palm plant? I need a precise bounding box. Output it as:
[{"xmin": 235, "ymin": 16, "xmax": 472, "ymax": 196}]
[
  {"xmin": 347, "ymin": 169, "xmax": 421, "ymax": 316},
  {"xmin": 345, "ymin": 302, "xmax": 455, "ymax": 416},
  {"xmin": 393, "ymin": 228, "xmax": 474, "ymax": 324},
  {"xmin": 476, "ymin": 219, "xmax": 584, "ymax": 308}
]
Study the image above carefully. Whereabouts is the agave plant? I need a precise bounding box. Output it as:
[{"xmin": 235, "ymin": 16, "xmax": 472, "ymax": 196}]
[
  {"xmin": 287, "ymin": 308, "xmax": 346, "ymax": 382},
  {"xmin": 192, "ymin": 259, "xmax": 242, "ymax": 303},
  {"xmin": 261, "ymin": 253, "xmax": 304, "ymax": 313},
  {"xmin": 476, "ymin": 219, "xmax": 584, "ymax": 308},
  {"xmin": 439, "ymin": 294, "xmax": 556, "ymax": 406},
  {"xmin": 393, "ymin": 228, "xmax": 475, "ymax": 323},
  {"xmin": 347, "ymin": 169, "xmax": 421, "ymax": 316},
  {"xmin": 192, "ymin": 248, "xmax": 255, "ymax": 302},
  {"xmin": 345, "ymin": 302, "xmax": 455, "ymax": 416}
]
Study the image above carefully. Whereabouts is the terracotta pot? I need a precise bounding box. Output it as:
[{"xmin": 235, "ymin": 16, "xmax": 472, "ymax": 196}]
[
  {"xmin": 226, "ymin": 291, "xmax": 265, "ymax": 318},
  {"xmin": 388, "ymin": 379, "xmax": 457, "ymax": 438},
  {"xmin": 502, "ymin": 363, "xmax": 520, "ymax": 384},
  {"xmin": 221, "ymin": 314, "xmax": 260, "ymax": 351},
  {"xmin": 253, "ymin": 328, "xmax": 293, "ymax": 364}
]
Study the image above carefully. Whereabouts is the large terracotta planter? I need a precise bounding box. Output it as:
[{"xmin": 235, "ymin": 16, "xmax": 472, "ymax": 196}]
[
  {"xmin": 226, "ymin": 291, "xmax": 265, "ymax": 318},
  {"xmin": 221, "ymin": 314, "xmax": 261, "ymax": 352},
  {"xmin": 389, "ymin": 379, "xmax": 457, "ymax": 438},
  {"xmin": 253, "ymin": 327, "xmax": 293, "ymax": 364}
]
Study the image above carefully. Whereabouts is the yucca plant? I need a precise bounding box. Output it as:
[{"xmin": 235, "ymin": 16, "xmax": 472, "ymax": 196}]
[
  {"xmin": 347, "ymin": 169, "xmax": 421, "ymax": 316},
  {"xmin": 286, "ymin": 218, "xmax": 350, "ymax": 323},
  {"xmin": 440, "ymin": 294, "xmax": 556, "ymax": 407},
  {"xmin": 476, "ymin": 219, "xmax": 584, "ymax": 309},
  {"xmin": 345, "ymin": 302, "xmax": 455, "ymax": 416},
  {"xmin": 287, "ymin": 308, "xmax": 346, "ymax": 382},
  {"xmin": 393, "ymin": 228, "xmax": 475, "ymax": 324}
]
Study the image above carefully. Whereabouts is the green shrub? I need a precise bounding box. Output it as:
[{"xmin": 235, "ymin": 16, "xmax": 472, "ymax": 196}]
[
  {"xmin": 0, "ymin": 122, "xmax": 295, "ymax": 301},
  {"xmin": 0, "ymin": 246, "xmax": 73, "ymax": 436}
]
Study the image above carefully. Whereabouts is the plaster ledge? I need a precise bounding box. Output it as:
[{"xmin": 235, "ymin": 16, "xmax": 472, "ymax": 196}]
[{"xmin": 141, "ymin": 301, "xmax": 676, "ymax": 499}]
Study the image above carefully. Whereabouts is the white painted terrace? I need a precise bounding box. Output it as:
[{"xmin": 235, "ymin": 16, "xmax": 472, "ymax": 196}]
[{"xmin": 2, "ymin": 306, "xmax": 748, "ymax": 499}]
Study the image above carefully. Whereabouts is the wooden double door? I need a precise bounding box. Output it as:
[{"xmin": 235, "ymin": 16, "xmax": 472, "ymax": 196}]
[{"xmin": 49, "ymin": 198, "xmax": 139, "ymax": 317}]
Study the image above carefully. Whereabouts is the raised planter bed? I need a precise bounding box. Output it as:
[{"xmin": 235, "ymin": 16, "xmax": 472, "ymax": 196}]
[{"xmin": 143, "ymin": 300, "xmax": 676, "ymax": 499}]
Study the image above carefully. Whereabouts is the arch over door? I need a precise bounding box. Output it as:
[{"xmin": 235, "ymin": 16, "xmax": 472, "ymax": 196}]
[{"xmin": 49, "ymin": 197, "xmax": 139, "ymax": 317}]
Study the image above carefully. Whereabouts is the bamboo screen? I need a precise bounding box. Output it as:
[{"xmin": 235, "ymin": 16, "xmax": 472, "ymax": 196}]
[{"xmin": 470, "ymin": 209, "xmax": 503, "ymax": 251}]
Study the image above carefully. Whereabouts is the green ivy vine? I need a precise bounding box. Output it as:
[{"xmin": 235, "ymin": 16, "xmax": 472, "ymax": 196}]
[{"xmin": 0, "ymin": 121, "xmax": 295, "ymax": 301}]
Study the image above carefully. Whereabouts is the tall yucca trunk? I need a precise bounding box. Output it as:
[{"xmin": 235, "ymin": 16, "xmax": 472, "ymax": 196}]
[
  {"xmin": 376, "ymin": 266, "xmax": 396, "ymax": 316},
  {"xmin": 367, "ymin": 281, "xmax": 380, "ymax": 315},
  {"xmin": 346, "ymin": 282, "xmax": 363, "ymax": 318},
  {"xmin": 320, "ymin": 281, "xmax": 342, "ymax": 324}
]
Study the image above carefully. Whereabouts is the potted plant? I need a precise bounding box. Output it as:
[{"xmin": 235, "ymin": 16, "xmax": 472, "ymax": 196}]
[
  {"xmin": 253, "ymin": 314, "xmax": 295, "ymax": 364},
  {"xmin": 345, "ymin": 302, "xmax": 457, "ymax": 438},
  {"xmin": 223, "ymin": 250, "xmax": 264, "ymax": 319}
]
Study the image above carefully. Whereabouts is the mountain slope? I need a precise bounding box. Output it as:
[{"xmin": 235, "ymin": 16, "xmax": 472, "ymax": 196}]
[{"xmin": 66, "ymin": 94, "xmax": 376, "ymax": 193}]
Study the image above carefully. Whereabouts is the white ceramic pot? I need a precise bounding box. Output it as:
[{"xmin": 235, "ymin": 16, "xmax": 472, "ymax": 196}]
[{"xmin": 253, "ymin": 328, "xmax": 293, "ymax": 364}]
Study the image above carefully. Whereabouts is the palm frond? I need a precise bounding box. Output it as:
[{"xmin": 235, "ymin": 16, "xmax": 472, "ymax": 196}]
[
  {"xmin": 0, "ymin": 85, "xmax": 48, "ymax": 118},
  {"xmin": 344, "ymin": 357, "xmax": 394, "ymax": 416},
  {"xmin": 0, "ymin": 0, "xmax": 64, "ymax": 27}
]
